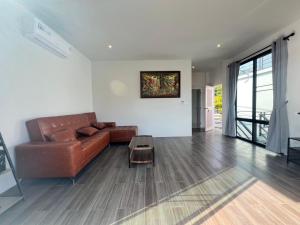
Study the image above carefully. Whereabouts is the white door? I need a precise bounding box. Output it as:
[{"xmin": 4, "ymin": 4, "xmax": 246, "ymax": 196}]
[{"xmin": 205, "ymin": 86, "xmax": 214, "ymax": 131}]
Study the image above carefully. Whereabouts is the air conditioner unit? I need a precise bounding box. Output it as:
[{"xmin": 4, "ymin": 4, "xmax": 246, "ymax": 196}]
[{"xmin": 23, "ymin": 17, "xmax": 71, "ymax": 58}]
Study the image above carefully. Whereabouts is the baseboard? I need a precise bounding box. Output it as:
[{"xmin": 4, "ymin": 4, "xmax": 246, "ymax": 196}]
[{"xmin": 192, "ymin": 128, "xmax": 205, "ymax": 132}]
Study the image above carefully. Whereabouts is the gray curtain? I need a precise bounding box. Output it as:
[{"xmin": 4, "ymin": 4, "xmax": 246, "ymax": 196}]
[
  {"xmin": 225, "ymin": 62, "xmax": 240, "ymax": 137},
  {"xmin": 266, "ymin": 36, "xmax": 289, "ymax": 154}
]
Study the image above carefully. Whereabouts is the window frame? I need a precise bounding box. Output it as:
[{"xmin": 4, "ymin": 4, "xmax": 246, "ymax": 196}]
[{"xmin": 235, "ymin": 49, "xmax": 272, "ymax": 147}]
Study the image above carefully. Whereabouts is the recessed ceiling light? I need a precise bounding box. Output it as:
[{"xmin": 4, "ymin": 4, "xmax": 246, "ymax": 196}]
[
  {"xmin": 108, "ymin": 44, "xmax": 112, "ymax": 49},
  {"xmin": 217, "ymin": 44, "xmax": 222, "ymax": 48}
]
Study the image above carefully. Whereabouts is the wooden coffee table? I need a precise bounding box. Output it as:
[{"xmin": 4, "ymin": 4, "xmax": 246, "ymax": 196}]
[{"xmin": 128, "ymin": 135, "xmax": 154, "ymax": 168}]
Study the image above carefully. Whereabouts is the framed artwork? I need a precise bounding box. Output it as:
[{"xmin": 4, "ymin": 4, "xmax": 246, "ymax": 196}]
[{"xmin": 140, "ymin": 71, "xmax": 180, "ymax": 98}]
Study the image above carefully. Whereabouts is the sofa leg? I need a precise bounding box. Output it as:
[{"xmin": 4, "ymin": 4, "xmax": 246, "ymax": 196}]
[{"xmin": 71, "ymin": 177, "xmax": 76, "ymax": 185}]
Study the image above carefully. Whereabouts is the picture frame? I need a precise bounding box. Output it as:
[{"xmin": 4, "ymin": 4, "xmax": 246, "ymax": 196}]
[{"xmin": 140, "ymin": 71, "xmax": 181, "ymax": 98}]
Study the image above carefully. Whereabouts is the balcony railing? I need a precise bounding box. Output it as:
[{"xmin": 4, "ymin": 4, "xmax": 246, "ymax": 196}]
[{"xmin": 236, "ymin": 111, "xmax": 271, "ymax": 145}]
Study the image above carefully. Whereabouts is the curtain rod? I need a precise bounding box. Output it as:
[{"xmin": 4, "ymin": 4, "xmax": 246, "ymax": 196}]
[{"xmin": 229, "ymin": 32, "xmax": 295, "ymax": 66}]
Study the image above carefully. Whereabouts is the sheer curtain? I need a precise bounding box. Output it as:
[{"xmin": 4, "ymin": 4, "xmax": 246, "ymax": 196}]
[
  {"xmin": 266, "ymin": 36, "xmax": 289, "ymax": 154},
  {"xmin": 225, "ymin": 62, "xmax": 240, "ymax": 137}
]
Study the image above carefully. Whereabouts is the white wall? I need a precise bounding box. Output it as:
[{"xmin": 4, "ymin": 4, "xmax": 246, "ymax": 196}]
[
  {"xmin": 92, "ymin": 60, "xmax": 192, "ymax": 137},
  {"xmin": 215, "ymin": 17, "xmax": 300, "ymax": 137},
  {"xmin": 210, "ymin": 62, "xmax": 229, "ymax": 134},
  {"xmin": 209, "ymin": 65, "xmax": 225, "ymax": 87},
  {"xmin": 0, "ymin": 0, "xmax": 93, "ymax": 193}
]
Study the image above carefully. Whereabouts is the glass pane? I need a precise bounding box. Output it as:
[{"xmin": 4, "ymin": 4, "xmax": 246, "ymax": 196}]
[
  {"xmin": 256, "ymin": 123, "xmax": 269, "ymax": 145},
  {"xmin": 237, "ymin": 61, "xmax": 253, "ymax": 119},
  {"xmin": 256, "ymin": 53, "xmax": 273, "ymax": 121},
  {"xmin": 237, "ymin": 120, "xmax": 253, "ymax": 141}
]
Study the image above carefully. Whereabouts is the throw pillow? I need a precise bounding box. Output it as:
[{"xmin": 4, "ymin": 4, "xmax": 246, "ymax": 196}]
[
  {"xmin": 92, "ymin": 122, "xmax": 106, "ymax": 130},
  {"xmin": 77, "ymin": 127, "xmax": 98, "ymax": 136}
]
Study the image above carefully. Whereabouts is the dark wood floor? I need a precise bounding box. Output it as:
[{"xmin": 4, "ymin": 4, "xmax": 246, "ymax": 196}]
[{"xmin": 1, "ymin": 131, "xmax": 300, "ymax": 225}]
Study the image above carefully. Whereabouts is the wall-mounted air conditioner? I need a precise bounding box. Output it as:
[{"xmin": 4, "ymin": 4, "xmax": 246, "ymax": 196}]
[{"xmin": 23, "ymin": 17, "xmax": 71, "ymax": 58}]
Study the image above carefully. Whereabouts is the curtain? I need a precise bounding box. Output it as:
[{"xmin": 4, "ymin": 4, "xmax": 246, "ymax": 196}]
[
  {"xmin": 266, "ymin": 36, "xmax": 289, "ymax": 154},
  {"xmin": 225, "ymin": 62, "xmax": 240, "ymax": 137}
]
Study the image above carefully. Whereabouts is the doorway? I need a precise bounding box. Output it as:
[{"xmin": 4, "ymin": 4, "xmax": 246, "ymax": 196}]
[
  {"xmin": 214, "ymin": 84, "xmax": 223, "ymax": 130},
  {"xmin": 205, "ymin": 86, "xmax": 215, "ymax": 131},
  {"xmin": 192, "ymin": 89, "xmax": 201, "ymax": 131}
]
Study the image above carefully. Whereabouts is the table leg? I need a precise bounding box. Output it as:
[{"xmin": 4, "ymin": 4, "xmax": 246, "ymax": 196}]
[
  {"xmin": 153, "ymin": 147, "xmax": 155, "ymax": 167},
  {"xmin": 128, "ymin": 148, "xmax": 131, "ymax": 168}
]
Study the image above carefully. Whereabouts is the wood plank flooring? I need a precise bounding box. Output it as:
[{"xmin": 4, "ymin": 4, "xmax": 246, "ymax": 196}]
[
  {"xmin": 0, "ymin": 130, "xmax": 300, "ymax": 225},
  {"xmin": 0, "ymin": 197, "xmax": 23, "ymax": 215}
]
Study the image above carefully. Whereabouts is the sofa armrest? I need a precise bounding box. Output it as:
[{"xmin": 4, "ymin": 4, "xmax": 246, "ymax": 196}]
[
  {"xmin": 103, "ymin": 122, "xmax": 116, "ymax": 127},
  {"xmin": 15, "ymin": 141, "xmax": 84, "ymax": 178}
]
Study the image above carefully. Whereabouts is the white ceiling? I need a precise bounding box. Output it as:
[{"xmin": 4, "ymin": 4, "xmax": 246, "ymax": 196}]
[{"xmin": 19, "ymin": 0, "xmax": 300, "ymax": 70}]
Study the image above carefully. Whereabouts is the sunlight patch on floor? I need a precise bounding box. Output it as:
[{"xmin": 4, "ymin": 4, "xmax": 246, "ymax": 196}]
[
  {"xmin": 113, "ymin": 167, "xmax": 255, "ymax": 225},
  {"xmin": 200, "ymin": 180, "xmax": 300, "ymax": 225}
]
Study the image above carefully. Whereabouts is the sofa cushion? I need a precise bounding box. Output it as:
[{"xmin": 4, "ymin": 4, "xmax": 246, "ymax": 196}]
[
  {"xmin": 26, "ymin": 114, "xmax": 91, "ymax": 142},
  {"xmin": 77, "ymin": 127, "xmax": 98, "ymax": 137},
  {"xmin": 104, "ymin": 122, "xmax": 116, "ymax": 128},
  {"xmin": 92, "ymin": 122, "xmax": 106, "ymax": 130},
  {"xmin": 47, "ymin": 129, "xmax": 76, "ymax": 142},
  {"xmin": 80, "ymin": 132, "xmax": 110, "ymax": 161},
  {"xmin": 103, "ymin": 126, "xmax": 137, "ymax": 143}
]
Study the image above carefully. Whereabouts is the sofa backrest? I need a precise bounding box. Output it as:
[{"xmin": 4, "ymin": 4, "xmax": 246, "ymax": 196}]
[
  {"xmin": 82, "ymin": 112, "xmax": 97, "ymax": 125},
  {"xmin": 26, "ymin": 112, "xmax": 97, "ymax": 142}
]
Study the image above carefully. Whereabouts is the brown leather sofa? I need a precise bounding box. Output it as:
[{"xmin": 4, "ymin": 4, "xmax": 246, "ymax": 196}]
[
  {"xmin": 15, "ymin": 112, "xmax": 137, "ymax": 179},
  {"xmin": 82, "ymin": 112, "xmax": 138, "ymax": 143}
]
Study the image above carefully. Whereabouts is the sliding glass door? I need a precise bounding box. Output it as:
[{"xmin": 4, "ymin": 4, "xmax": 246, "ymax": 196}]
[{"xmin": 236, "ymin": 50, "xmax": 273, "ymax": 146}]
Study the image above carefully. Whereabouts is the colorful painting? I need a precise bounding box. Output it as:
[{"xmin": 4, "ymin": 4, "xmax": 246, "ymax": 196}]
[{"xmin": 140, "ymin": 71, "xmax": 180, "ymax": 98}]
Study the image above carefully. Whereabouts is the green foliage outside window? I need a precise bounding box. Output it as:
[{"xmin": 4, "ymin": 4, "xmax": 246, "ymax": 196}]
[{"xmin": 214, "ymin": 85, "xmax": 222, "ymax": 114}]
